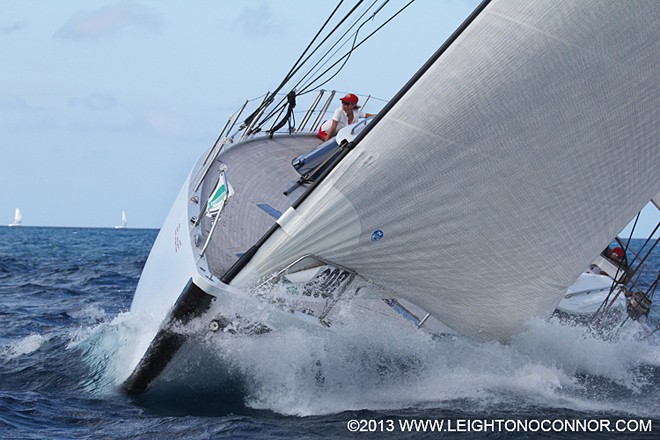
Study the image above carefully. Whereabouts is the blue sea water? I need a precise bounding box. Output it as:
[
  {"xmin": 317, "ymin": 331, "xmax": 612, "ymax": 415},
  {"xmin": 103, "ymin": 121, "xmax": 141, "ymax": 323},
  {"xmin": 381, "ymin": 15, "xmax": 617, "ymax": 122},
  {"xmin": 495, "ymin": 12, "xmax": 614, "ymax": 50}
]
[{"xmin": 0, "ymin": 226, "xmax": 659, "ymax": 439}]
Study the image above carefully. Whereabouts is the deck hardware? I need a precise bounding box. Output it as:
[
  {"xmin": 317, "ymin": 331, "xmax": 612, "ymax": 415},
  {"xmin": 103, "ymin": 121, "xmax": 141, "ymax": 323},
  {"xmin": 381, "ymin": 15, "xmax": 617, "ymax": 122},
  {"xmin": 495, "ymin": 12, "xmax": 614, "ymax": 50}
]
[
  {"xmin": 311, "ymin": 90, "xmax": 336, "ymax": 132},
  {"xmin": 298, "ymin": 90, "xmax": 324, "ymax": 132},
  {"xmin": 268, "ymin": 105, "xmax": 287, "ymax": 133},
  {"xmin": 417, "ymin": 313, "xmax": 431, "ymax": 329},
  {"xmin": 226, "ymin": 99, "xmax": 249, "ymax": 140},
  {"xmin": 360, "ymin": 94, "xmax": 372, "ymax": 113},
  {"xmin": 191, "ymin": 99, "xmax": 248, "ymax": 198},
  {"xmin": 240, "ymin": 92, "xmax": 270, "ymax": 141},
  {"xmin": 200, "ymin": 114, "xmax": 233, "ymax": 168}
]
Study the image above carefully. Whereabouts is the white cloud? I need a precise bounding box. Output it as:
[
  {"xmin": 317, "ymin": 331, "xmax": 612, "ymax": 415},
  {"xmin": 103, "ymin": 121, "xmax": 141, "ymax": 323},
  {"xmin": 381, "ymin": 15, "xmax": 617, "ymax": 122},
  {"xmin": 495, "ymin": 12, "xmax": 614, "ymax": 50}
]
[
  {"xmin": 234, "ymin": 3, "xmax": 282, "ymax": 37},
  {"xmin": 0, "ymin": 96, "xmax": 36, "ymax": 111},
  {"xmin": 147, "ymin": 110, "xmax": 185, "ymax": 135},
  {"xmin": 68, "ymin": 93, "xmax": 117, "ymax": 111},
  {"xmin": 55, "ymin": 1, "xmax": 160, "ymax": 40},
  {"xmin": 0, "ymin": 21, "xmax": 28, "ymax": 35}
]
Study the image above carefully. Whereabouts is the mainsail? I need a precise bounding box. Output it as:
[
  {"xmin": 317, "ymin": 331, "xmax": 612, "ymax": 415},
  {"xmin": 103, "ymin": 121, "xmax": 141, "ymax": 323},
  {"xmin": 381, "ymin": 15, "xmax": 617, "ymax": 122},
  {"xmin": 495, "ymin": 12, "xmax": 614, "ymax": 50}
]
[
  {"xmin": 9, "ymin": 208, "xmax": 22, "ymax": 226},
  {"xmin": 115, "ymin": 210, "xmax": 127, "ymax": 229},
  {"xmin": 229, "ymin": 1, "xmax": 659, "ymax": 340}
]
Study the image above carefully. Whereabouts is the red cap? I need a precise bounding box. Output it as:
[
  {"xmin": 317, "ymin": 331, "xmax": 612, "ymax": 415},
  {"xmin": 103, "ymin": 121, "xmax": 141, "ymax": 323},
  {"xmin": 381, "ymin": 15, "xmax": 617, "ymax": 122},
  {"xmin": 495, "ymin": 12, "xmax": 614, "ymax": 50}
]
[
  {"xmin": 340, "ymin": 93, "xmax": 358, "ymax": 104},
  {"xmin": 611, "ymin": 247, "xmax": 625, "ymax": 258}
]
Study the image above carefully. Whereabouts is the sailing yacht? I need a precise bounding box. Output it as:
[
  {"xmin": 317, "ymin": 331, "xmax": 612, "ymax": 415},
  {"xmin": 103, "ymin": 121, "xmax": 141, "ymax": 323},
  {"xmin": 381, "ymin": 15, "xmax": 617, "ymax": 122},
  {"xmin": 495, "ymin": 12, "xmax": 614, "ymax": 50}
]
[
  {"xmin": 8, "ymin": 208, "xmax": 22, "ymax": 227},
  {"xmin": 121, "ymin": 1, "xmax": 659, "ymax": 394},
  {"xmin": 115, "ymin": 210, "xmax": 127, "ymax": 229}
]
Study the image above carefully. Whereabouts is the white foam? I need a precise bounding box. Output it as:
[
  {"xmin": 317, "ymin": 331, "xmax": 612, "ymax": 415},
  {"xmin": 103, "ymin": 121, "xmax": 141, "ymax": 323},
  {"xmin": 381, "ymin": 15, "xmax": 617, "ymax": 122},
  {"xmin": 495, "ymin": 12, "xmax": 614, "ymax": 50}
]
[
  {"xmin": 82, "ymin": 290, "xmax": 659, "ymax": 417},
  {"xmin": 198, "ymin": 308, "xmax": 659, "ymax": 417},
  {"xmin": 68, "ymin": 304, "xmax": 107, "ymax": 322},
  {"xmin": 1, "ymin": 334, "xmax": 48, "ymax": 360}
]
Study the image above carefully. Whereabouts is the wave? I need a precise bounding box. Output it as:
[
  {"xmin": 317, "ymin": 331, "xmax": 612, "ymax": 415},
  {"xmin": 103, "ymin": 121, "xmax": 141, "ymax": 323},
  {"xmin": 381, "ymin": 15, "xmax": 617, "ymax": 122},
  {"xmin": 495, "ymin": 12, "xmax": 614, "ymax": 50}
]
[
  {"xmin": 78, "ymin": 301, "xmax": 660, "ymax": 418},
  {"xmin": 1, "ymin": 334, "xmax": 49, "ymax": 360}
]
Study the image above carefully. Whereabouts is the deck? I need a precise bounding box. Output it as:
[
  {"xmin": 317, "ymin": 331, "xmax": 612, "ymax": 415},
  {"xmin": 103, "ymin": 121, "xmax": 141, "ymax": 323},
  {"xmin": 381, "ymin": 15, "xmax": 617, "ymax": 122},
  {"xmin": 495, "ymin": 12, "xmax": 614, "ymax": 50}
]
[{"xmin": 197, "ymin": 133, "xmax": 323, "ymax": 277}]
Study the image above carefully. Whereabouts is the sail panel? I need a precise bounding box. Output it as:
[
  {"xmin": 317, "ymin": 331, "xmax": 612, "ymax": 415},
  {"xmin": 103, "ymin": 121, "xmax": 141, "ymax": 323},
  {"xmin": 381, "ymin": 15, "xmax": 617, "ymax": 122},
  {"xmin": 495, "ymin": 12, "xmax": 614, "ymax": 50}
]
[{"xmin": 232, "ymin": 0, "xmax": 660, "ymax": 340}]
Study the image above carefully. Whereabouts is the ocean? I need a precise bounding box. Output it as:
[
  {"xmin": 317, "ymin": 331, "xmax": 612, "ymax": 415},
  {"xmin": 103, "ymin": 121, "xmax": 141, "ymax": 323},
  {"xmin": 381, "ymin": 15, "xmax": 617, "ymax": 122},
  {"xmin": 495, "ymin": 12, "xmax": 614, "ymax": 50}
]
[{"xmin": 1, "ymin": 226, "xmax": 658, "ymax": 439}]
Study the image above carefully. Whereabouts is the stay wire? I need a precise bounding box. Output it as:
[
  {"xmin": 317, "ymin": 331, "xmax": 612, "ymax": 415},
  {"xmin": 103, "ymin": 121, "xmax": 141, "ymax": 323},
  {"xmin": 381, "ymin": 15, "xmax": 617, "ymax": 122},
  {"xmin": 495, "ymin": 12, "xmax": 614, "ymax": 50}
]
[
  {"xmin": 594, "ymin": 212, "xmax": 640, "ymax": 318},
  {"xmin": 257, "ymin": 0, "xmax": 405, "ymax": 132},
  {"xmin": 623, "ymin": 220, "xmax": 659, "ymax": 284},
  {"xmin": 253, "ymin": 0, "xmax": 416, "ymax": 133},
  {"xmin": 245, "ymin": 0, "xmax": 365, "ymax": 128},
  {"xmin": 251, "ymin": 0, "xmax": 373, "ymax": 131},
  {"xmin": 594, "ymin": 218, "xmax": 660, "ymax": 319},
  {"xmin": 259, "ymin": 0, "xmax": 417, "ymax": 131},
  {"xmin": 279, "ymin": 0, "xmax": 346, "ymax": 87},
  {"xmin": 299, "ymin": 0, "xmax": 416, "ymax": 95},
  {"xmin": 292, "ymin": 0, "xmax": 387, "ymax": 95}
]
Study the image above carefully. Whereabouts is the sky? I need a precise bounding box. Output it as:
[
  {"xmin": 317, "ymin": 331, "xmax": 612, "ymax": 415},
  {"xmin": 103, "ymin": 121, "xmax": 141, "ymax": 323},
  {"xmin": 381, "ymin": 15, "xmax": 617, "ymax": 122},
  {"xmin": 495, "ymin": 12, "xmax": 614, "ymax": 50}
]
[{"xmin": 1, "ymin": 0, "xmax": 657, "ymax": 237}]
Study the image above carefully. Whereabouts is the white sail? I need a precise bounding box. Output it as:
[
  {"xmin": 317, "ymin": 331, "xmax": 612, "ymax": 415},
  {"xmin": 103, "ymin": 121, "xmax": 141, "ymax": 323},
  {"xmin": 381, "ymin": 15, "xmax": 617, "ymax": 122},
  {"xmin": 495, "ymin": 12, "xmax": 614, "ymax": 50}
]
[
  {"xmin": 8, "ymin": 208, "xmax": 22, "ymax": 226},
  {"xmin": 231, "ymin": 1, "xmax": 660, "ymax": 340},
  {"xmin": 115, "ymin": 210, "xmax": 127, "ymax": 229}
]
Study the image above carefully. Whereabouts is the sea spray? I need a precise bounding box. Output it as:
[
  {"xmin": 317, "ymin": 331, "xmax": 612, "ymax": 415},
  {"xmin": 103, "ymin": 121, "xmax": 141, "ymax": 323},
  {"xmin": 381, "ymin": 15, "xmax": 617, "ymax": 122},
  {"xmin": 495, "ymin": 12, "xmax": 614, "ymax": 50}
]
[{"xmin": 175, "ymin": 301, "xmax": 660, "ymax": 417}]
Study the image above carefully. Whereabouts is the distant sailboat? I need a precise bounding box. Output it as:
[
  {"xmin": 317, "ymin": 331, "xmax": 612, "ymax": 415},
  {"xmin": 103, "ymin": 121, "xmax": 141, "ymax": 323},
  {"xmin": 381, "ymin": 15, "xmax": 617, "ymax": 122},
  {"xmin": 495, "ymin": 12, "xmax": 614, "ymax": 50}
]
[
  {"xmin": 115, "ymin": 210, "xmax": 127, "ymax": 229},
  {"xmin": 8, "ymin": 208, "xmax": 22, "ymax": 227}
]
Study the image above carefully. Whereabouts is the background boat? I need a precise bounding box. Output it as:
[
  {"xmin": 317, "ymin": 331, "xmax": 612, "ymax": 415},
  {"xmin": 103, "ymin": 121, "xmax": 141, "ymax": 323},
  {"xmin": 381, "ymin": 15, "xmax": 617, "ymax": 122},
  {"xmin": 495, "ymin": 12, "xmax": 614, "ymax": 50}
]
[
  {"xmin": 115, "ymin": 210, "xmax": 127, "ymax": 229},
  {"xmin": 8, "ymin": 208, "xmax": 22, "ymax": 227}
]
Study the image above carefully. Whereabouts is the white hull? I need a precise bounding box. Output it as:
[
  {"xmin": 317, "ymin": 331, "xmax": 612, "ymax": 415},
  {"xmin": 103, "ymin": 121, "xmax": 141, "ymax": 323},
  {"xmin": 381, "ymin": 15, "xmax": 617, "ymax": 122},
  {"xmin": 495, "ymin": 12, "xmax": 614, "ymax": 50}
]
[
  {"xmin": 555, "ymin": 272, "xmax": 625, "ymax": 316},
  {"xmin": 126, "ymin": 169, "xmax": 209, "ymax": 375}
]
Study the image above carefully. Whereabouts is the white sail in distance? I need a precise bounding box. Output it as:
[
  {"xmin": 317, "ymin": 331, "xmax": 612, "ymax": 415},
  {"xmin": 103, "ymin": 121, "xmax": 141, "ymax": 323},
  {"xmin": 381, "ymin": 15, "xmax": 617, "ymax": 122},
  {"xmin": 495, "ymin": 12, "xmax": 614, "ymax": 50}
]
[
  {"xmin": 9, "ymin": 208, "xmax": 22, "ymax": 226},
  {"xmin": 115, "ymin": 210, "xmax": 127, "ymax": 229},
  {"xmin": 231, "ymin": 0, "xmax": 660, "ymax": 340}
]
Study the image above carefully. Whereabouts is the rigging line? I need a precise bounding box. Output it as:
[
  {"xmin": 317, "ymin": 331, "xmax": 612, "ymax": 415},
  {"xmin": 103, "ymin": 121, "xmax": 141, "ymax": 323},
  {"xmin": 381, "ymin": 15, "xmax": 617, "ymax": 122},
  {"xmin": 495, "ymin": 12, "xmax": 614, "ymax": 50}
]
[
  {"xmin": 276, "ymin": 0, "xmax": 367, "ymax": 89},
  {"xmin": 254, "ymin": 100, "xmax": 288, "ymax": 132},
  {"xmin": 594, "ymin": 219, "xmax": 660, "ymax": 319},
  {"xmin": 299, "ymin": 18, "xmax": 368, "ymax": 93},
  {"xmin": 297, "ymin": 0, "xmax": 392, "ymax": 94},
  {"xmin": 243, "ymin": 0, "xmax": 367, "ymax": 128},
  {"xmin": 630, "ymin": 235, "xmax": 659, "ymax": 290},
  {"xmin": 278, "ymin": 0, "xmax": 365, "ymax": 88},
  {"xmin": 291, "ymin": 0, "xmax": 385, "ymax": 95},
  {"xmin": 240, "ymin": 0, "xmax": 344, "ymax": 128},
  {"xmin": 299, "ymin": 0, "xmax": 417, "ymax": 95},
  {"xmin": 610, "ymin": 211, "xmax": 640, "ymax": 285},
  {"xmin": 622, "ymin": 211, "xmax": 640, "ymax": 261},
  {"xmin": 645, "ymin": 272, "xmax": 659, "ymax": 300},
  {"xmin": 622, "ymin": 220, "xmax": 659, "ymax": 282},
  {"xmin": 254, "ymin": 1, "xmax": 385, "ymax": 132},
  {"xmin": 631, "ymin": 226, "xmax": 660, "ymax": 277},
  {"xmin": 610, "ymin": 211, "xmax": 641, "ymax": 287},
  {"xmin": 278, "ymin": 0, "xmax": 345, "ymax": 87}
]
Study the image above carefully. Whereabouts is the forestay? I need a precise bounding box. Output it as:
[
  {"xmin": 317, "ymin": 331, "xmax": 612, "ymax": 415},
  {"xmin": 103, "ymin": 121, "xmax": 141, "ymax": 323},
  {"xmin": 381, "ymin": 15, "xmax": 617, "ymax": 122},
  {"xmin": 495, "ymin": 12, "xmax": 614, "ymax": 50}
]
[{"xmin": 231, "ymin": 0, "xmax": 660, "ymax": 340}]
